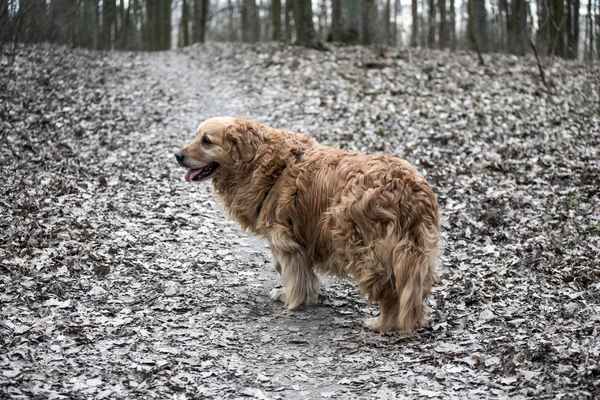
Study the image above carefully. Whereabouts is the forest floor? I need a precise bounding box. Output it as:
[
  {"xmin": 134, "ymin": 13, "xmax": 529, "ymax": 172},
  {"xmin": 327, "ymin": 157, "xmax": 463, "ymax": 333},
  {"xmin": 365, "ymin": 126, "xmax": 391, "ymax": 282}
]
[{"xmin": 1, "ymin": 42, "xmax": 599, "ymax": 399}]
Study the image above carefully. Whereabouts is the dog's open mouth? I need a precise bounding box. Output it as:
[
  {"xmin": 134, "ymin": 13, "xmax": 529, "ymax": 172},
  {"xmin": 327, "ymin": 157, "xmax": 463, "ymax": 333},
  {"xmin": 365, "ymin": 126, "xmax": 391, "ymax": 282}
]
[{"xmin": 184, "ymin": 162, "xmax": 220, "ymax": 182}]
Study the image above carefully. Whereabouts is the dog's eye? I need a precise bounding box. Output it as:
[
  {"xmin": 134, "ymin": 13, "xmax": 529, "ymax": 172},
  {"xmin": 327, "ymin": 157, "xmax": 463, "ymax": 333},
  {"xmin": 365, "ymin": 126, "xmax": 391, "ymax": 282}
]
[{"xmin": 201, "ymin": 136, "xmax": 212, "ymax": 145}]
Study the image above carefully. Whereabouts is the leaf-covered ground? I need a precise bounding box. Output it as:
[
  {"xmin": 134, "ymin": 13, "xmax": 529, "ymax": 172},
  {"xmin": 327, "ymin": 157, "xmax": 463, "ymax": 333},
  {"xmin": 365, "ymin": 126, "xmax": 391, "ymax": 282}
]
[{"xmin": 1, "ymin": 43, "xmax": 599, "ymax": 399}]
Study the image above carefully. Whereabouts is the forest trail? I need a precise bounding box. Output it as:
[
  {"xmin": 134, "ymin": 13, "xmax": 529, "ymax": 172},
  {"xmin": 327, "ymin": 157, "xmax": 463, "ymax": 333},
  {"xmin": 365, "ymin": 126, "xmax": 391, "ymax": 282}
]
[{"xmin": 1, "ymin": 44, "xmax": 599, "ymax": 399}]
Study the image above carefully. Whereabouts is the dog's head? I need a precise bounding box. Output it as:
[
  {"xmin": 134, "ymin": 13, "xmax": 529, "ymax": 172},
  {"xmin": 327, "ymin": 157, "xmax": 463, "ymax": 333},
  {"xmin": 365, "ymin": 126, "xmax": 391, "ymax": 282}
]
[{"xmin": 175, "ymin": 117, "xmax": 262, "ymax": 183}]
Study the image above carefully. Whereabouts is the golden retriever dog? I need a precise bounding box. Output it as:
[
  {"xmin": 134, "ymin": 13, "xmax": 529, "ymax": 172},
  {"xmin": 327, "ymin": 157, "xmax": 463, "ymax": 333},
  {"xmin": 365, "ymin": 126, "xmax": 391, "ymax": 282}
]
[{"xmin": 175, "ymin": 117, "xmax": 440, "ymax": 332}]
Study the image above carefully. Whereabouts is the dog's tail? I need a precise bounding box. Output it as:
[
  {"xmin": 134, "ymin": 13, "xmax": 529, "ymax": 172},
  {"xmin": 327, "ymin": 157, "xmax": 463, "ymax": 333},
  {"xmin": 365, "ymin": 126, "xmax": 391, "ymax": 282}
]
[{"xmin": 393, "ymin": 220, "xmax": 440, "ymax": 332}]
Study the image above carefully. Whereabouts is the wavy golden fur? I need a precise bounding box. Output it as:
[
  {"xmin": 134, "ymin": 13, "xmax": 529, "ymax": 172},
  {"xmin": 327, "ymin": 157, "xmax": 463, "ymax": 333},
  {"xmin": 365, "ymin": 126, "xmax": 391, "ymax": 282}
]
[{"xmin": 176, "ymin": 117, "xmax": 441, "ymax": 332}]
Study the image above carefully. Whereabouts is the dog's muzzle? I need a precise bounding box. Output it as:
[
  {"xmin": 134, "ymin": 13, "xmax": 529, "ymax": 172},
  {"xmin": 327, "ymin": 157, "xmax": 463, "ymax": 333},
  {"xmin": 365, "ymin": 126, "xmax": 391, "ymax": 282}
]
[{"xmin": 174, "ymin": 151, "xmax": 185, "ymax": 166}]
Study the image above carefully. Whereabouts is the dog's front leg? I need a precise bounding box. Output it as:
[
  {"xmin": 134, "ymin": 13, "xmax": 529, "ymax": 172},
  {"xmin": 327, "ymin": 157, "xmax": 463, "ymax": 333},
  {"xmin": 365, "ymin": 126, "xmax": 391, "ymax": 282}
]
[{"xmin": 268, "ymin": 236, "xmax": 320, "ymax": 310}]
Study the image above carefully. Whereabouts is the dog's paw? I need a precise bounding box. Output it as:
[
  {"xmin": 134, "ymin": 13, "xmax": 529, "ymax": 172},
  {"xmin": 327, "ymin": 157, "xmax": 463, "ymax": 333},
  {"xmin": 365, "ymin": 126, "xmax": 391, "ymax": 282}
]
[
  {"xmin": 269, "ymin": 288, "xmax": 286, "ymax": 303},
  {"xmin": 365, "ymin": 317, "xmax": 384, "ymax": 332}
]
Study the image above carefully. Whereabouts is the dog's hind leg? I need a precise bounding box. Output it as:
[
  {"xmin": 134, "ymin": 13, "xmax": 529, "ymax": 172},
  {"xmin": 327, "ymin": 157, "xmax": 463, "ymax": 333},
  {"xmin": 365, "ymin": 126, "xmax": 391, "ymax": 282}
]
[
  {"xmin": 366, "ymin": 293, "xmax": 401, "ymax": 332},
  {"xmin": 268, "ymin": 235, "xmax": 320, "ymax": 310},
  {"xmin": 394, "ymin": 224, "xmax": 440, "ymax": 332}
]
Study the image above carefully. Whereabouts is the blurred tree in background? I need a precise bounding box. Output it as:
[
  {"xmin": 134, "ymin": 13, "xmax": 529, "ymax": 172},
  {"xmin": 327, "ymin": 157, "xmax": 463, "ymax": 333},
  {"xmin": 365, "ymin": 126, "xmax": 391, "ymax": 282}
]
[{"xmin": 0, "ymin": 0, "xmax": 598, "ymax": 60}]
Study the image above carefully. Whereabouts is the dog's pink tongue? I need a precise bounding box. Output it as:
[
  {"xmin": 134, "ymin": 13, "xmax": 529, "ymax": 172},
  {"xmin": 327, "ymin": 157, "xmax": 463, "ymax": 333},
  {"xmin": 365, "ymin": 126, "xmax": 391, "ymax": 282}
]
[{"xmin": 184, "ymin": 168, "xmax": 203, "ymax": 183}]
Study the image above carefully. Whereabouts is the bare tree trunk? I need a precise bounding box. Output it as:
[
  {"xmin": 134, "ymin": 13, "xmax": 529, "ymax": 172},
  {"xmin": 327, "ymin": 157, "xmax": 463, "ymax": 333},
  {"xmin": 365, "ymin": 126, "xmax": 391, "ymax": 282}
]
[
  {"xmin": 227, "ymin": 0, "xmax": 236, "ymax": 41},
  {"xmin": 131, "ymin": 0, "xmax": 140, "ymax": 49},
  {"xmin": 535, "ymin": 0, "xmax": 548, "ymax": 52},
  {"xmin": 317, "ymin": 0, "xmax": 327, "ymax": 41},
  {"xmin": 293, "ymin": 0, "xmax": 319, "ymax": 48},
  {"xmin": 508, "ymin": 0, "xmax": 528, "ymax": 55},
  {"xmin": 330, "ymin": 0, "xmax": 341, "ymax": 41},
  {"xmin": 499, "ymin": 0, "xmax": 508, "ymax": 51},
  {"xmin": 118, "ymin": 0, "xmax": 130, "ymax": 49},
  {"xmin": 385, "ymin": 0, "xmax": 392, "ymax": 45},
  {"xmin": 192, "ymin": 0, "xmax": 201, "ymax": 42},
  {"xmin": 393, "ymin": 0, "xmax": 401, "ymax": 45},
  {"xmin": 549, "ymin": 0, "xmax": 565, "ymax": 56},
  {"xmin": 200, "ymin": 0, "xmax": 209, "ymax": 42},
  {"xmin": 102, "ymin": 0, "xmax": 116, "ymax": 49},
  {"xmin": 566, "ymin": 0, "xmax": 580, "ymax": 58},
  {"xmin": 527, "ymin": 28, "xmax": 548, "ymax": 85},
  {"xmin": 82, "ymin": 0, "xmax": 99, "ymax": 48},
  {"xmin": 242, "ymin": 0, "xmax": 259, "ymax": 42},
  {"xmin": 586, "ymin": 0, "xmax": 594, "ymax": 60},
  {"xmin": 180, "ymin": 0, "xmax": 190, "ymax": 47},
  {"xmin": 411, "ymin": 0, "xmax": 419, "ymax": 46},
  {"xmin": 428, "ymin": 0, "xmax": 436, "ymax": 47},
  {"xmin": 468, "ymin": 0, "xmax": 489, "ymax": 52},
  {"xmin": 0, "ymin": 0, "xmax": 8, "ymax": 43},
  {"xmin": 439, "ymin": 0, "xmax": 447, "ymax": 48},
  {"xmin": 272, "ymin": 0, "xmax": 281, "ymax": 40},
  {"xmin": 161, "ymin": 0, "xmax": 171, "ymax": 49},
  {"xmin": 363, "ymin": 0, "xmax": 378, "ymax": 44},
  {"xmin": 449, "ymin": 0, "xmax": 455, "ymax": 48},
  {"xmin": 144, "ymin": 0, "xmax": 170, "ymax": 50},
  {"xmin": 115, "ymin": 0, "xmax": 124, "ymax": 49},
  {"xmin": 285, "ymin": 0, "xmax": 293, "ymax": 41}
]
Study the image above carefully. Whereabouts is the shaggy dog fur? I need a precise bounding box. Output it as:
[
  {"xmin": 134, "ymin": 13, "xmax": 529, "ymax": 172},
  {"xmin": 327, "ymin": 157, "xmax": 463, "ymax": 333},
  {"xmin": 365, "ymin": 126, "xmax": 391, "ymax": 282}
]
[{"xmin": 175, "ymin": 117, "xmax": 441, "ymax": 332}]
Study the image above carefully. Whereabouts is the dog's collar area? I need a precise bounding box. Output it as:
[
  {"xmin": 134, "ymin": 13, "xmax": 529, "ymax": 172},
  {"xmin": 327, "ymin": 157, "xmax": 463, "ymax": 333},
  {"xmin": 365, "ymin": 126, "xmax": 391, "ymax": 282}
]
[
  {"xmin": 294, "ymin": 151, "xmax": 304, "ymax": 164},
  {"xmin": 256, "ymin": 164, "xmax": 287, "ymax": 218}
]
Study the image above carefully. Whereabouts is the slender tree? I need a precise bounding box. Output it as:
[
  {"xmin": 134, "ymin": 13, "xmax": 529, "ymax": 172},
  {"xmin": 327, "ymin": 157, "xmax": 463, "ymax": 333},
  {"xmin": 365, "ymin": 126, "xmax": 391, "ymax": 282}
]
[
  {"xmin": 549, "ymin": 0, "xmax": 565, "ymax": 56},
  {"xmin": 566, "ymin": 0, "xmax": 580, "ymax": 58},
  {"xmin": 48, "ymin": 0, "xmax": 74, "ymax": 45},
  {"xmin": 242, "ymin": 0, "xmax": 259, "ymax": 42},
  {"xmin": 384, "ymin": 0, "xmax": 392, "ymax": 45},
  {"xmin": 144, "ymin": 0, "xmax": 171, "ymax": 50},
  {"xmin": 0, "ymin": 0, "xmax": 8, "ymax": 43},
  {"xmin": 119, "ymin": 0, "xmax": 131, "ymax": 49},
  {"xmin": 535, "ymin": 0, "xmax": 548, "ymax": 52},
  {"xmin": 439, "ymin": 0, "xmax": 447, "ymax": 48},
  {"xmin": 585, "ymin": 0, "xmax": 594, "ymax": 60},
  {"xmin": 161, "ymin": 0, "xmax": 171, "ymax": 49},
  {"xmin": 102, "ymin": 0, "xmax": 116, "ymax": 49},
  {"xmin": 411, "ymin": 0, "xmax": 419, "ymax": 46},
  {"xmin": 508, "ymin": 0, "xmax": 528, "ymax": 55},
  {"xmin": 499, "ymin": 0, "xmax": 508, "ymax": 50},
  {"xmin": 318, "ymin": 0, "xmax": 327, "ymax": 41},
  {"xmin": 192, "ymin": 0, "xmax": 208, "ymax": 43},
  {"xmin": 393, "ymin": 0, "xmax": 401, "ymax": 45},
  {"xmin": 116, "ymin": 0, "xmax": 125, "ymax": 48},
  {"xmin": 330, "ymin": 0, "xmax": 342, "ymax": 41},
  {"xmin": 130, "ymin": 0, "xmax": 140, "ymax": 49},
  {"xmin": 420, "ymin": 0, "xmax": 427, "ymax": 44},
  {"xmin": 272, "ymin": 0, "xmax": 281, "ymax": 40},
  {"xmin": 227, "ymin": 0, "xmax": 236, "ymax": 41},
  {"xmin": 285, "ymin": 0, "xmax": 293, "ymax": 41},
  {"xmin": 82, "ymin": 0, "xmax": 99, "ymax": 49},
  {"xmin": 180, "ymin": 0, "xmax": 190, "ymax": 47},
  {"xmin": 364, "ymin": 0, "xmax": 378, "ymax": 44},
  {"xmin": 468, "ymin": 0, "xmax": 489, "ymax": 52},
  {"xmin": 428, "ymin": 0, "xmax": 436, "ymax": 47},
  {"xmin": 449, "ymin": 0, "xmax": 456, "ymax": 48},
  {"xmin": 293, "ymin": 0, "xmax": 319, "ymax": 48},
  {"xmin": 333, "ymin": 0, "xmax": 361, "ymax": 43}
]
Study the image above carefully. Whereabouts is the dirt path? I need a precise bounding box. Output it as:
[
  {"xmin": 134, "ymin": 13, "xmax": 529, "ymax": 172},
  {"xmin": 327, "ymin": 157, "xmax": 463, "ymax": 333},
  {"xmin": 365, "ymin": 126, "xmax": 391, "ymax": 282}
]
[{"xmin": 1, "ymin": 44, "xmax": 598, "ymax": 399}]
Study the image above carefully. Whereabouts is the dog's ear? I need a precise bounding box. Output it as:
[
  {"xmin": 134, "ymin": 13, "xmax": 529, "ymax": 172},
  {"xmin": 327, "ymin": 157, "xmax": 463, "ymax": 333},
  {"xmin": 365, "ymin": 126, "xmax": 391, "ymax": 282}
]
[{"xmin": 226, "ymin": 121, "xmax": 259, "ymax": 163}]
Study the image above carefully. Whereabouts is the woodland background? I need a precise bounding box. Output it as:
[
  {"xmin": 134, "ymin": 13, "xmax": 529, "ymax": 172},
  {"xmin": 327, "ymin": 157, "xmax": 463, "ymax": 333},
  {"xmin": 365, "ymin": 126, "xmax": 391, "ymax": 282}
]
[{"xmin": 1, "ymin": 0, "xmax": 599, "ymax": 60}]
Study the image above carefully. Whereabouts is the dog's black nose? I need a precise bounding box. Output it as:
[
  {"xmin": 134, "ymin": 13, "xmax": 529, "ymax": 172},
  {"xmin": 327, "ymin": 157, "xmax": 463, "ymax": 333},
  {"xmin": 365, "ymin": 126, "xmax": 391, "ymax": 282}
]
[{"xmin": 174, "ymin": 151, "xmax": 185, "ymax": 164}]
